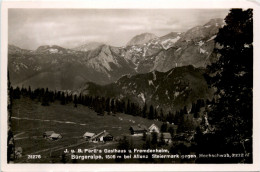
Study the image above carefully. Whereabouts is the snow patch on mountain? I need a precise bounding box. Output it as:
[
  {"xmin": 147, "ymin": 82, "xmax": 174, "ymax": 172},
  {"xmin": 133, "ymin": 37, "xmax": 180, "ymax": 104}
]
[
  {"xmin": 161, "ymin": 36, "xmax": 181, "ymax": 49},
  {"xmin": 176, "ymin": 48, "xmax": 182, "ymax": 52},
  {"xmin": 198, "ymin": 41, "xmax": 204, "ymax": 46},
  {"xmin": 199, "ymin": 48, "xmax": 206, "ymax": 54},
  {"xmin": 152, "ymin": 71, "xmax": 156, "ymax": 81},
  {"xmin": 207, "ymin": 35, "xmax": 217, "ymax": 42},
  {"xmin": 49, "ymin": 48, "xmax": 59, "ymax": 53}
]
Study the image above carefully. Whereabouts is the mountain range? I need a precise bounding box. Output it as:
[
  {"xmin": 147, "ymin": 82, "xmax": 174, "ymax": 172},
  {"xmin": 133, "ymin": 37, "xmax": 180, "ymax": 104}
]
[
  {"xmin": 8, "ymin": 18, "xmax": 224, "ymax": 96},
  {"xmin": 77, "ymin": 65, "xmax": 214, "ymax": 112}
]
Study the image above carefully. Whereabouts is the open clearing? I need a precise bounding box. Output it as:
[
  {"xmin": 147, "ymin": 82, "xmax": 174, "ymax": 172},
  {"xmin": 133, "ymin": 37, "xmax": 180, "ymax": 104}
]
[{"xmin": 11, "ymin": 97, "xmax": 164, "ymax": 163}]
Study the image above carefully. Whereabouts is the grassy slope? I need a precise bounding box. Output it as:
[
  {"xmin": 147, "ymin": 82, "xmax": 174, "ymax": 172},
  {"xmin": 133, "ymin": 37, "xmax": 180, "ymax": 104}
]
[{"xmin": 11, "ymin": 97, "xmax": 165, "ymax": 163}]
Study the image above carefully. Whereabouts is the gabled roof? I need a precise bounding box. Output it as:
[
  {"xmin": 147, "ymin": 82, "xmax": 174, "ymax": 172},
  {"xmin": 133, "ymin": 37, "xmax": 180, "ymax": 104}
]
[
  {"xmin": 44, "ymin": 131, "xmax": 55, "ymax": 136},
  {"xmin": 130, "ymin": 125, "xmax": 148, "ymax": 131},
  {"xmin": 83, "ymin": 132, "xmax": 95, "ymax": 137},
  {"xmin": 15, "ymin": 147, "xmax": 23, "ymax": 152},
  {"xmin": 149, "ymin": 124, "xmax": 159, "ymax": 130},
  {"xmin": 161, "ymin": 132, "xmax": 171, "ymax": 139},
  {"xmin": 103, "ymin": 132, "xmax": 113, "ymax": 137},
  {"xmin": 50, "ymin": 133, "xmax": 61, "ymax": 138},
  {"xmin": 91, "ymin": 130, "xmax": 112, "ymax": 140}
]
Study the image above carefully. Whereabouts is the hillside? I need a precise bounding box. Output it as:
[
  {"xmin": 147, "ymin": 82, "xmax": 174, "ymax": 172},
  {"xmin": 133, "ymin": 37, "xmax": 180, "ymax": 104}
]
[
  {"xmin": 79, "ymin": 65, "xmax": 213, "ymax": 112},
  {"xmin": 126, "ymin": 33, "xmax": 158, "ymax": 46},
  {"xmin": 8, "ymin": 44, "xmax": 136, "ymax": 90},
  {"xmin": 11, "ymin": 97, "xmax": 164, "ymax": 163},
  {"xmin": 123, "ymin": 18, "xmax": 225, "ymax": 73}
]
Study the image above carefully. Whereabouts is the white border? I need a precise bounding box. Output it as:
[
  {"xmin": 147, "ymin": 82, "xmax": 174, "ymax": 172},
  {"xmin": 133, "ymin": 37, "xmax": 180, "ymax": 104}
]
[{"xmin": 1, "ymin": 0, "xmax": 260, "ymax": 171}]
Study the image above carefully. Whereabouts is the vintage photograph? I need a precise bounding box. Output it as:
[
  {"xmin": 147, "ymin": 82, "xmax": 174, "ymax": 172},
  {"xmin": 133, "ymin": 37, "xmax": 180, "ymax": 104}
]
[{"xmin": 6, "ymin": 8, "xmax": 253, "ymax": 164}]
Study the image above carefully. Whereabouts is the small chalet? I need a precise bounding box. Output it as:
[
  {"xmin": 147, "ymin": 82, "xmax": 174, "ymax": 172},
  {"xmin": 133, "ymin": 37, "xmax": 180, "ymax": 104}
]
[
  {"xmin": 83, "ymin": 132, "xmax": 95, "ymax": 140},
  {"xmin": 129, "ymin": 124, "xmax": 148, "ymax": 136},
  {"xmin": 91, "ymin": 130, "xmax": 113, "ymax": 142},
  {"xmin": 49, "ymin": 133, "xmax": 62, "ymax": 140},
  {"xmin": 43, "ymin": 131, "xmax": 55, "ymax": 138},
  {"xmin": 159, "ymin": 132, "xmax": 172, "ymax": 144},
  {"xmin": 15, "ymin": 147, "xmax": 23, "ymax": 159},
  {"xmin": 148, "ymin": 124, "xmax": 160, "ymax": 133}
]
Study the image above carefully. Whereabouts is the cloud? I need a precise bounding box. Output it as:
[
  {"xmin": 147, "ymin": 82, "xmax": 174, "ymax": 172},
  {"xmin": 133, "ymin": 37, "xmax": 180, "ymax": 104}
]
[{"xmin": 8, "ymin": 9, "xmax": 229, "ymax": 49}]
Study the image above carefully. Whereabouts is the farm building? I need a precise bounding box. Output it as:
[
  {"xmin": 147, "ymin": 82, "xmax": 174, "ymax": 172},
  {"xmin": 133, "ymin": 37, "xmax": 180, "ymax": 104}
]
[
  {"xmin": 129, "ymin": 124, "xmax": 148, "ymax": 136},
  {"xmin": 15, "ymin": 147, "xmax": 23, "ymax": 159},
  {"xmin": 91, "ymin": 130, "xmax": 113, "ymax": 142},
  {"xmin": 83, "ymin": 132, "xmax": 95, "ymax": 140},
  {"xmin": 43, "ymin": 131, "xmax": 55, "ymax": 138},
  {"xmin": 49, "ymin": 133, "xmax": 62, "ymax": 140},
  {"xmin": 159, "ymin": 132, "xmax": 172, "ymax": 144},
  {"xmin": 148, "ymin": 124, "xmax": 160, "ymax": 133}
]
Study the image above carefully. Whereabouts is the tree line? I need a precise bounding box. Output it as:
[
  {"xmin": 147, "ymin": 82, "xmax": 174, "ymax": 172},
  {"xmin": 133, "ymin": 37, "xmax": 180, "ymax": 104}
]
[{"xmin": 9, "ymin": 85, "xmax": 209, "ymax": 133}]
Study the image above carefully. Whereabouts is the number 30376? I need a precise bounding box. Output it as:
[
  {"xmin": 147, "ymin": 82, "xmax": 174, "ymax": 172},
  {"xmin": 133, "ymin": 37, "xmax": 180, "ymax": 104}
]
[{"xmin": 28, "ymin": 155, "xmax": 41, "ymax": 159}]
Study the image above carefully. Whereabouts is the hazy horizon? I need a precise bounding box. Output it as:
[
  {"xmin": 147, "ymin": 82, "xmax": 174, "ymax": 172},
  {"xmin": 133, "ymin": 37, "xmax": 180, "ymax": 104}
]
[{"xmin": 9, "ymin": 9, "xmax": 229, "ymax": 50}]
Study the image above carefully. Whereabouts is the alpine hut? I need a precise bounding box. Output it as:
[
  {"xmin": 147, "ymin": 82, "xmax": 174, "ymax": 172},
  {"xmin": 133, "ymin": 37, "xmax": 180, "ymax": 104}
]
[
  {"xmin": 83, "ymin": 132, "xmax": 95, "ymax": 140},
  {"xmin": 43, "ymin": 131, "xmax": 55, "ymax": 138},
  {"xmin": 159, "ymin": 132, "xmax": 172, "ymax": 144},
  {"xmin": 148, "ymin": 124, "xmax": 160, "ymax": 133},
  {"xmin": 49, "ymin": 133, "xmax": 62, "ymax": 140},
  {"xmin": 129, "ymin": 124, "xmax": 148, "ymax": 136},
  {"xmin": 91, "ymin": 130, "xmax": 113, "ymax": 142}
]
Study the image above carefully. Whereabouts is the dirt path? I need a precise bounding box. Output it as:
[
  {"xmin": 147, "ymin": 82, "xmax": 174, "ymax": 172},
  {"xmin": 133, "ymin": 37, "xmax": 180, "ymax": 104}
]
[
  {"xmin": 11, "ymin": 116, "xmax": 88, "ymax": 126},
  {"xmin": 14, "ymin": 137, "xmax": 29, "ymax": 140},
  {"xmin": 28, "ymin": 141, "xmax": 117, "ymax": 155},
  {"xmin": 14, "ymin": 132, "xmax": 26, "ymax": 138}
]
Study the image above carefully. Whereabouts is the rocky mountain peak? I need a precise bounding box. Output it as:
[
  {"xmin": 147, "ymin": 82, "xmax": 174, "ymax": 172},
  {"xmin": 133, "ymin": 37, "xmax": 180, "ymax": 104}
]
[
  {"xmin": 35, "ymin": 45, "xmax": 69, "ymax": 54},
  {"xmin": 126, "ymin": 32, "xmax": 158, "ymax": 46}
]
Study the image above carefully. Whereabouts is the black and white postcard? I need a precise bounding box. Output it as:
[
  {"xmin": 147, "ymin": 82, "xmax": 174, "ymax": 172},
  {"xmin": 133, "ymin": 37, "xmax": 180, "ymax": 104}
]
[{"xmin": 1, "ymin": 0, "xmax": 260, "ymax": 171}]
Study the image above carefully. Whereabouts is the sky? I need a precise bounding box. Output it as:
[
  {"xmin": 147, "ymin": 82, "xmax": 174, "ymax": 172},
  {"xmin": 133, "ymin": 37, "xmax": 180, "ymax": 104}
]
[{"xmin": 8, "ymin": 9, "xmax": 229, "ymax": 50}]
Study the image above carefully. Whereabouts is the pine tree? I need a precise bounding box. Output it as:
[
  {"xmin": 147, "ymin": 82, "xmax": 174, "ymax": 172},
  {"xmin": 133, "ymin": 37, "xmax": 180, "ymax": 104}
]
[
  {"xmin": 151, "ymin": 132, "xmax": 158, "ymax": 146},
  {"xmin": 205, "ymin": 9, "xmax": 253, "ymax": 157},
  {"xmin": 183, "ymin": 106, "xmax": 188, "ymax": 114},
  {"xmin": 105, "ymin": 98, "xmax": 111, "ymax": 114},
  {"xmin": 142, "ymin": 132, "xmax": 147, "ymax": 141},
  {"xmin": 127, "ymin": 99, "xmax": 131, "ymax": 114},
  {"xmin": 154, "ymin": 109, "xmax": 158, "ymax": 120},
  {"xmin": 190, "ymin": 102, "xmax": 196, "ymax": 114},
  {"xmin": 159, "ymin": 133, "xmax": 165, "ymax": 146},
  {"xmin": 60, "ymin": 92, "xmax": 65, "ymax": 105},
  {"xmin": 148, "ymin": 105, "xmax": 154, "ymax": 119},
  {"xmin": 159, "ymin": 108, "xmax": 164, "ymax": 121},
  {"xmin": 142, "ymin": 103, "xmax": 147, "ymax": 118},
  {"xmin": 111, "ymin": 99, "xmax": 116, "ymax": 114},
  {"xmin": 41, "ymin": 93, "xmax": 50, "ymax": 106},
  {"xmin": 160, "ymin": 123, "xmax": 168, "ymax": 132},
  {"xmin": 73, "ymin": 95, "xmax": 78, "ymax": 108}
]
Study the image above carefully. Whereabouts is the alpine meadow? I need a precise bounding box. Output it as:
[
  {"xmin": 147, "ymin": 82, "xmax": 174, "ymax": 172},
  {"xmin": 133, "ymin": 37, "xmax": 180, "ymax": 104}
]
[{"xmin": 7, "ymin": 9, "xmax": 253, "ymax": 164}]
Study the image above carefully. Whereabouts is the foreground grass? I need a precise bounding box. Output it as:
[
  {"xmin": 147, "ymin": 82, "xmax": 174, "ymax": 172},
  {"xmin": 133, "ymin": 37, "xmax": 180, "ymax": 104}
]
[{"xmin": 11, "ymin": 97, "xmax": 164, "ymax": 163}]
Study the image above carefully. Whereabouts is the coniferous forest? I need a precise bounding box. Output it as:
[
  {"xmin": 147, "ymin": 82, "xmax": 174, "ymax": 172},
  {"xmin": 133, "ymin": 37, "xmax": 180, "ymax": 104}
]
[{"xmin": 7, "ymin": 9, "xmax": 253, "ymax": 164}]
